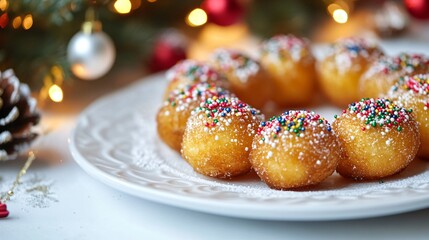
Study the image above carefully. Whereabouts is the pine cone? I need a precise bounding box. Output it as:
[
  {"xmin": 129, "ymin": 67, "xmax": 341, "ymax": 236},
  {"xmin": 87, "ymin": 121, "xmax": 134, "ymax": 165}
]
[{"xmin": 0, "ymin": 69, "xmax": 40, "ymax": 161}]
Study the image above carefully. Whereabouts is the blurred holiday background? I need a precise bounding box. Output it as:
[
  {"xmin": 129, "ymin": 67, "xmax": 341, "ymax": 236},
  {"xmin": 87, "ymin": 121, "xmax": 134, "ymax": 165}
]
[
  {"xmin": 0, "ymin": 0, "xmax": 428, "ymax": 110},
  {"xmin": 1, "ymin": 0, "xmax": 429, "ymax": 223}
]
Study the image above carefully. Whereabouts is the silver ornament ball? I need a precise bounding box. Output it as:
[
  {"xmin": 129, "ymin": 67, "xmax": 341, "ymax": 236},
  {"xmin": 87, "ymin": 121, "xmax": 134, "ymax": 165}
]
[{"xmin": 67, "ymin": 30, "xmax": 116, "ymax": 80}]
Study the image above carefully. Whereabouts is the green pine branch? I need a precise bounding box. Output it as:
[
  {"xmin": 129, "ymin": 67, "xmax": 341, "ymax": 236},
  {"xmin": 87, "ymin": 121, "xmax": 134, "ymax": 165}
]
[{"xmin": 0, "ymin": 0, "xmax": 323, "ymax": 89}]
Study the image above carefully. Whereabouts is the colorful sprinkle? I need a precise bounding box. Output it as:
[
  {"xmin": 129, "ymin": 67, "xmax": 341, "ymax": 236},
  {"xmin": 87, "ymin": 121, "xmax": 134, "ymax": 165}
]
[
  {"xmin": 367, "ymin": 53, "xmax": 429, "ymax": 76},
  {"xmin": 327, "ymin": 37, "xmax": 382, "ymax": 74},
  {"xmin": 331, "ymin": 37, "xmax": 380, "ymax": 58},
  {"xmin": 394, "ymin": 74, "xmax": 429, "ymax": 95},
  {"xmin": 166, "ymin": 60, "xmax": 222, "ymax": 83},
  {"xmin": 165, "ymin": 82, "xmax": 229, "ymax": 112},
  {"xmin": 257, "ymin": 110, "xmax": 332, "ymax": 142},
  {"xmin": 194, "ymin": 96, "xmax": 261, "ymax": 128},
  {"xmin": 210, "ymin": 49, "xmax": 260, "ymax": 83},
  {"xmin": 338, "ymin": 98, "xmax": 412, "ymax": 132},
  {"xmin": 389, "ymin": 74, "xmax": 429, "ymax": 110},
  {"xmin": 261, "ymin": 35, "xmax": 312, "ymax": 62}
]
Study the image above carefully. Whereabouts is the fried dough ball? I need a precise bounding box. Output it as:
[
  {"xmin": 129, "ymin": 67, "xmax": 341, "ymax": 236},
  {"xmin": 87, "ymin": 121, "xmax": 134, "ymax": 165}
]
[
  {"xmin": 250, "ymin": 110, "xmax": 341, "ymax": 189},
  {"xmin": 389, "ymin": 74, "xmax": 429, "ymax": 158},
  {"xmin": 359, "ymin": 53, "xmax": 429, "ymax": 99},
  {"xmin": 318, "ymin": 38, "xmax": 383, "ymax": 107},
  {"xmin": 260, "ymin": 35, "xmax": 317, "ymax": 107},
  {"xmin": 333, "ymin": 98, "xmax": 420, "ymax": 180},
  {"xmin": 181, "ymin": 96, "xmax": 263, "ymax": 178},
  {"xmin": 163, "ymin": 60, "xmax": 228, "ymax": 100},
  {"xmin": 209, "ymin": 49, "xmax": 273, "ymax": 109},
  {"xmin": 157, "ymin": 83, "xmax": 229, "ymax": 152}
]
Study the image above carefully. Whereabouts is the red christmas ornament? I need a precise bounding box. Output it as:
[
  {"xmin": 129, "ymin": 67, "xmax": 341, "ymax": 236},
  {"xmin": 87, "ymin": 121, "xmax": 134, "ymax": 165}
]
[
  {"xmin": 0, "ymin": 201, "xmax": 9, "ymax": 218},
  {"xmin": 148, "ymin": 31, "xmax": 187, "ymax": 73},
  {"xmin": 0, "ymin": 13, "xmax": 9, "ymax": 29},
  {"xmin": 404, "ymin": 0, "xmax": 429, "ymax": 19},
  {"xmin": 201, "ymin": 0, "xmax": 244, "ymax": 26}
]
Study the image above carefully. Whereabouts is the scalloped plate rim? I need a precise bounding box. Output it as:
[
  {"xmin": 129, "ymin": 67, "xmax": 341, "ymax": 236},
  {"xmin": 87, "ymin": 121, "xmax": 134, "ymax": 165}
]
[{"xmin": 69, "ymin": 73, "xmax": 429, "ymax": 221}]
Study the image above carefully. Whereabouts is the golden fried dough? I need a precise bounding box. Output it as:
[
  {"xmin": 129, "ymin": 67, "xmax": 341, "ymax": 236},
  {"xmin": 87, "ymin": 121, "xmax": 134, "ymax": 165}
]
[
  {"xmin": 163, "ymin": 60, "xmax": 228, "ymax": 100},
  {"xmin": 181, "ymin": 95, "xmax": 263, "ymax": 178},
  {"xmin": 250, "ymin": 110, "xmax": 341, "ymax": 189},
  {"xmin": 318, "ymin": 38, "xmax": 383, "ymax": 107},
  {"xmin": 333, "ymin": 98, "xmax": 420, "ymax": 180},
  {"xmin": 260, "ymin": 35, "xmax": 317, "ymax": 107},
  {"xmin": 389, "ymin": 74, "xmax": 429, "ymax": 158},
  {"xmin": 157, "ymin": 83, "xmax": 229, "ymax": 151},
  {"xmin": 209, "ymin": 48, "xmax": 273, "ymax": 109},
  {"xmin": 359, "ymin": 53, "xmax": 429, "ymax": 98}
]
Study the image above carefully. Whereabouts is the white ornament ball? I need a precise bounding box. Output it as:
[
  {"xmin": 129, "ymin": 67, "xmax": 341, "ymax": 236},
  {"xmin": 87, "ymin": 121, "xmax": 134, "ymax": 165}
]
[{"xmin": 67, "ymin": 30, "xmax": 116, "ymax": 80}]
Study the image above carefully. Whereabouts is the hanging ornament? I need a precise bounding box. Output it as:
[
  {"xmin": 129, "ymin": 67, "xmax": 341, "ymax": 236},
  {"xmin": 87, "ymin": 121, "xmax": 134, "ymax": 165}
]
[
  {"xmin": 67, "ymin": 8, "xmax": 116, "ymax": 80},
  {"xmin": 404, "ymin": 0, "xmax": 429, "ymax": 20},
  {"xmin": 0, "ymin": 69, "xmax": 39, "ymax": 218},
  {"xmin": 0, "ymin": 13, "xmax": 8, "ymax": 29},
  {"xmin": 374, "ymin": 1, "xmax": 409, "ymax": 37},
  {"xmin": 0, "ymin": 69, "xmax": 40, "ymax": 161},
  {"xmin": 148, "ymin": 29, "xmax": 187, "ymax": 73},
  {"xmin": 201, "ymin": 0, "xmax": 245, "ymax": 26},
  {"xmin": 0, "ymin": 151, "xmax": 36, "ymax": 218},
  {"xmin": 0, "ymin": 201, "xmax": 9, "ymax": 218}
]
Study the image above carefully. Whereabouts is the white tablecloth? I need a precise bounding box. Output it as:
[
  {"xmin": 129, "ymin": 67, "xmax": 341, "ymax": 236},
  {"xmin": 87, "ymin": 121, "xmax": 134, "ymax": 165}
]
[{"xmin": 2, "ymin": 117, "xmax": 429, "ymax": 240}]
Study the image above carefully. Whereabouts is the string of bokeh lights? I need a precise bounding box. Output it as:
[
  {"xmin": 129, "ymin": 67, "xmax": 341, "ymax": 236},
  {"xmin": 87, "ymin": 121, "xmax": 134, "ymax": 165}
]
[{"xmin": 0, "ymin": 0, "xmax": 350, "ymax": 104}]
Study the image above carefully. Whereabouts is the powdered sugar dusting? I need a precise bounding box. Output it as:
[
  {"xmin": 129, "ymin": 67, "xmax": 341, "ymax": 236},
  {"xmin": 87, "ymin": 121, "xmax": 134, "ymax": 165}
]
[
  {"xmin": 210, "ymin": 49, "xmax": 261, "ymax": 83},
  {"xmin": 256, "ymin": 110, "xmax": 332, "ymax": 147},
  {"xmin": 391, "ymin": 74, "xmax": 429, "ymax": 96},
  {"xmin": 389, "ymin": 74, "xmax": 429, "ymax": 115},
  {"xmin": 335, "ymin": 98, "xmax": 413, "ymax": 134},
  {"xmin": 0, "ymin": 174, "xmax": 58, "ymax": 209},
  {"xmin": 73, "ymin": 73, "xmax": 429, "ymax": 218},
  {"xmin": 163, "ymin": 82, "xmax": 229, "ymax": 113},
  {"xmin": 190, "ymin": 95, "xmax": 262, "ymax": 131},
  {"xmin": 388, "ymin": 74, "xmax": 429, "ymax": 129},
  {"xmin": 261, "ymin": 35, "xmax": 313, "ymax": 63},
  {"xmin": 363, "ymin": 53, "xmax": 429, "ymax": 78},
  {"xmin": 134, "ymin": 113, "xmax": 429, "ymax": 199},
  {"xmin": 135, "ymin": 103, "xmax": 429, "ymax": 199},
  {"xmin": 326, "ymin": 37, "xmax": 382, "ymax": 74},
  {"xmin": 145, "ymin": 131, "xmax": 429, "ymax": 199},
  {"xmin": 166, "ymin": 59, "xmax": 222, "ymax": 83}
]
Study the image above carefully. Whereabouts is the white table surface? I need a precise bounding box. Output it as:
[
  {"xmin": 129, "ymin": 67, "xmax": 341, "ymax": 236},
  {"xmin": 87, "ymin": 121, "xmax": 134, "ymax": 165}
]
[{"xmin": 2, "ymin": 22, "xmax": 429, "ymax": 240}]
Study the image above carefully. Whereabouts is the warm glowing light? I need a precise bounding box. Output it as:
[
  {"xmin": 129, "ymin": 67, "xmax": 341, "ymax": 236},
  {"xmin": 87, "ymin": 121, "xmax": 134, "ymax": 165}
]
[
  {"xmin": 0, "ymin": 13, "xmax": 8, "ymax": 29},
  {"xmin": 48, "ymin": 84, "xmax": 63, "ymax": 103},
  {"xmin": 114, "ymin": 0, "xmax": 132, "ymax": 14},
  {"xmin": 51, "ymin": 65, "xmax": 64, "ymax": 84},
  {"xmin": 22, "ymin": 14, "xmax": 33, "ymax": 29},
  {"xmin": 0, "ymin": 0, "xmax": 8, "ymax": 11},
  {"xmin": 147, "ymin": 0, "xmax": 157, "ymax": 3},
  {"xmin": 12, "ymin": 16, "xmax": 21, "ymax": 29},
  {"xmin": 130, "ymin": 0, "xmax": 141, "ymax": 10},
  {"xmin": 332, "ymin": 9, "xmax": 348, "ymax": 24},
  {"xmin": 186, "ymin": 8, "xmax": 207, "ymax": 27},
  {"xmin": 71, "ymin": 64, "xmax": 86, "ymax": 78},
  {"xmin": 327, "ymin": 3, "xmax": 341, "ymax": 14}
]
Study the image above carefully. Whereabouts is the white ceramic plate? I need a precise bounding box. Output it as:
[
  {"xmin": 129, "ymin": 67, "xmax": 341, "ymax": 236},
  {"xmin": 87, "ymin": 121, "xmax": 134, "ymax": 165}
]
[{"xmin": 70, "ymin": 74, "xmax": 429, "ymax": 221}]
